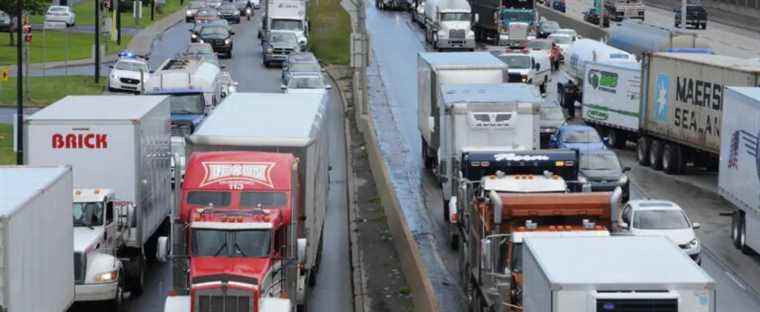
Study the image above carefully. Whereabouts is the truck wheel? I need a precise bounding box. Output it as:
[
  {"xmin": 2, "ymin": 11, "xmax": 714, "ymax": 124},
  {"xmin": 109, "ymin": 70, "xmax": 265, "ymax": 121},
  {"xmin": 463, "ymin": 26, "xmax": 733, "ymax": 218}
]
[
  {"xmin": 649, "ymin": 139, "xmax": 664, "ymax": 170},
  {"xmin": 662, "ymin": 143, "xmax": 678, "ymax": 174},
  {"xmin": 739, "ymin": 214, "xmax": 752, "ymax": 255},
  {"xmin": 637, "ymin": 137, "xmax": 651, "ymax": 166},
  {"xmin": 732, "ymin": 211, "xmax": 742, "ymax": 248},
  {"xmin": 607, "ymin": 129, "xmax": 626, "ymax": 149},
  {"xmin": 443, "ymin": 199, "xmax": 450, "ymax": 222},
  {"xmin": 125, "ymin": 256, "xmax": 145, "ymax": 296}
]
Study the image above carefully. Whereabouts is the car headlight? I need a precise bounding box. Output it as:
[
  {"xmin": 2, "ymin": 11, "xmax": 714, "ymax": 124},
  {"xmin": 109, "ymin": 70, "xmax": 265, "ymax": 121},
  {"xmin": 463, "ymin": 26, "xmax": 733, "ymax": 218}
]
[
  {"xmin": 198, "ymin": 39, "xmax": 205, "ymax": 44},
  {"xmin": 225, "ymin": 38, "xmax": 232, "ymax": 45},
  {"xmin": 191, "ymin": 33, "xmax": 197, "ymax": 39},
  {"xmin": 521, "ymin": 75, "xmax": 528, "ymax": 82},
  {"xmin": 95, "ymin": 270, "xmax": 118, "ymax": 283},
  {"xmin": 186, "ymin": 10, "xmax": 192, "ymax": 16},
  {"xmin": 618, "ymin": 175, "xmax": 628, "ymax": 184},
  {"xmin": 266, "ymin": 47, "xmax": 273, "ymax": 53},
  {"xmin": 234, "ymin": 10, "xmax": 240, "ymax": 15}
]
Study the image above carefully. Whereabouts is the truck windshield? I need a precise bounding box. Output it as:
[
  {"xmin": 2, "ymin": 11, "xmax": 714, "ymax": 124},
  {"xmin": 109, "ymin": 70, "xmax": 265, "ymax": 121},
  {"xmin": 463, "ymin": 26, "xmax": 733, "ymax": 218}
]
[
  {"xmin": 272, "ymin": 19, "xmax": 303, "ymax": 31},
  {"xmin": 73, "ymin": 202, "xmax": 104, "ymax": 227},
  {"xmin": 502, "ymin": 11, "xmax": 535, "ymax": 24},
  {"xmin": 187, "ymin": 191, "xmax": 232, "ymax": 207},
  {"xmin": 240, "ymin": 191, "xmax": 288, "ymax": 208},
  {"xmin": 170, "ymin": 94, "xmax": 205, "ymax": 115},
  {"xmin": 440, "ymin": 13, "xmax": 470, "ymax": 21},
  {"xmin": 192, "ymin": 229, "xmax": 272, "ymax": 257}
]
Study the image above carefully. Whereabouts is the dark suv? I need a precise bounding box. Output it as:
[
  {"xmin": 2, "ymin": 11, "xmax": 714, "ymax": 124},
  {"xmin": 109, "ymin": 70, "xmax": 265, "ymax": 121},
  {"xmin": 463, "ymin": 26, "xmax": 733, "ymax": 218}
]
[{"xmin": 198, "ymin": 24, "xmax": 235, "ymax": 58}]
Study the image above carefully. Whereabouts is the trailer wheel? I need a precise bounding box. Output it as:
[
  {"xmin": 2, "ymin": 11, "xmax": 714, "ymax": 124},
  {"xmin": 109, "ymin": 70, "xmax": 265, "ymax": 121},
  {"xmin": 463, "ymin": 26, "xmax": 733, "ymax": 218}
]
[
  {"xmin": 662, "ymin": 143, "xmax": 679, "ymax": 174},
  {"xmin": 732, "ymin": 211, "xmax": 742, "ymax": 248},
  {"xmin": 443, "ymin": 199, "xmax": 450, "ymax": 222},
  {"xmin": 739, "ymin": 213, "xmax": 752, "ymax": 255},
  {"xmin": 606, "ymin": 129, "xmax": 626, "ymax": 149},
  {"xmin": 637, "ymin": 136, "xmax": 651, "ymax": 166},
  {"xmin": 649, "ymin": 139, "xmax": 664, "ymax": 170}
]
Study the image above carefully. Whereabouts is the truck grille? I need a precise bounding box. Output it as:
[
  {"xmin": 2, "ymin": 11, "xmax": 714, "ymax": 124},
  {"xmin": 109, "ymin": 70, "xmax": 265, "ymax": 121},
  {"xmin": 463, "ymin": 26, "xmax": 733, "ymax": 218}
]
[
  {"xmin": 449, "ymin": 29, "xmax": 465, "ymax": 39},
  {"xmin": 74, "ymin": 252, "xmax": 86, "ymax": 284},
  {"xmin": 596, "ymin": 298, "xmax": 677, "ymax": 312},
  {"xmin": 195, "ymin": 289, "xmax": 252, "ymax": 312}
]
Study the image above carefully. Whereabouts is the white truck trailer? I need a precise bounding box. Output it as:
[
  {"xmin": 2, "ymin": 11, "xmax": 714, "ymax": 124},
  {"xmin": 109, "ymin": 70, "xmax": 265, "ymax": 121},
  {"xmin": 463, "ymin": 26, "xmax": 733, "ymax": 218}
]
[
  {"xmin": 24, "ymin": 95, "xmax": 173, "ymax": 298},
  {"xmin": 523, "ymin": 236, "xmax": 716, "ymax": 312},
  {"xmin": 418, "ymin": 52, "xmax": 508, "ymax": 171},
  {"xmin": 261, "ymin": 0, "xmax": 308, "ymax": 48},
  {"xmin": 720, "ymin": 87, "xmax": 760, "ymax": 255},
  {"xmin": 637, "ymin": 53, "xmax": 760, "ymax": 174},
  {"xmin": 187, "ymin": 92, "xmax": 328, "ymax": 309},
  {"xmin": 608, "ymin": 20, "xmax": 711, "ymax": 58},
  {"xmin": 424, "ymin": 0, "xmax": 476, "ymax": 50},
  {"xmin": 581, "ymin": 61, "xmax": 641, "ymax": 148},
  {"xmin": 436, "ymin": 83, "xmax": 542, "ymax": 226},
  {"xmin": 0, "ymin": 166, "xmax": 75, "ymax": 312}
]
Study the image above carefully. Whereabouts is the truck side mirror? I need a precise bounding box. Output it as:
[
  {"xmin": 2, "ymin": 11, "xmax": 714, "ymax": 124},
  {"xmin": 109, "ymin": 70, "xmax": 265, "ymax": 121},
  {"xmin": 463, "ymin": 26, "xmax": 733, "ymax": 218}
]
[
  {"xmin": 622, "ymin": 166, "xmax": 631, "ymax": 172},
  {"xmin": 157, "ymin": 236, "xmax": 170, "ymax": 262},
  {"xmin": 692, "ymin": 222, "xmax": 701, "ymax": 229},
  {"xmin": 474, "ymin": 13, "xmax": 479, "ymax": 23}
]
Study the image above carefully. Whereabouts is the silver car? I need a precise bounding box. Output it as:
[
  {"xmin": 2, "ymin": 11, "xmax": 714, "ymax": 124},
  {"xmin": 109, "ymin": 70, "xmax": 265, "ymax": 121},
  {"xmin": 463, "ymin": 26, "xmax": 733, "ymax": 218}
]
[{"xmin": 0, "ymin": 10, "xmax": 10, "ymax": 32}]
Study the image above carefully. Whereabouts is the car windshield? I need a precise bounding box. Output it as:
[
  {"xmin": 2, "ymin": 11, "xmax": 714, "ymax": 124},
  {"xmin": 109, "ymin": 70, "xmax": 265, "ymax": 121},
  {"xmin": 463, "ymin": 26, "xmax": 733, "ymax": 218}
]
[
  {"xmin": 634, "ymin": 210, "xmax": 690, "ymax": 230},
  {"xmin": 499, "ymin": 55, "xmax": 531, "ymax": 69},
  {"xmin": 201, "ymin": 26, "xmax": 228, "ymax": 36},
  {"xmin": 187, "ymin": 191, "xmax": 231, "ymax": 207},
  {"xmin": 49, "ymin": 6, "xmax": 67, "ymax": 12},
  {"xmin": 563, "ymin": 128, "xmax": 602, "ymax": 143},
  {"xmin": 542, "ymin": 22, "xmax": 559, "ymax": 31},
  {"xmin": 272, "ymin": 32, "xmax": 298, "ymax": 44},
  {"xmin": 169, "ymin": 94, "xmax": 205, "ymax": 114},
  {"xmin": 190, "ymin": 2, "xmax": 204, "ymax": 9},
  {"xmin": 289, "ymin": 62, "xmax": 321, "ymax": 73},
  {"xmin": 272, "ymin": 19, "xmax": 303, "ymax": 31},
  {"xmin": 115, "ymin": 60, "xmax": 148, "ymax": 72},
  {"xmin": 551, "ymin": 35, "xmax": 571, "ymax": 44},
  {"xmin": 220, "ymin": 4, "xmax": 236, "ymax": 10},
  {"xmin": 556, "ymin": 29, "xmax": 576, "ymax": 37},
  {"xmin": 441, "ymin": 13, "xmax": 470, "ymax": 21},
  {"xmin": 192, "ymin": 229, "xmax": 272, "ymax": 257},
  {"xmin": 240, "ymin": 192, "xmax": 288, "ymax": 208},
  {"xmin": 288, "ymin": 76, "xmax": 325, "ymax": 89},
  {"xmin": 73, "ymin": 202, "xmax": 104, "ymax": 227},
  {"xmin": 581, "ymin": 152, "xmax": 622, "ymax": 172},
  {"xmin": 527, "ymin": 40, "xmax": 552, "ymax": 50}
]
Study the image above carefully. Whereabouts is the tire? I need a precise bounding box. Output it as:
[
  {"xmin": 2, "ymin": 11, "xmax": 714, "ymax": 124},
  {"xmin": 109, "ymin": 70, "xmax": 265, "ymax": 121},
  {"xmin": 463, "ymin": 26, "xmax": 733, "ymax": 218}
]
[
  {"xmin": 649, "ymin": 139, "xmax": 663, "ymax": 170},
  {"xmin": 739, "ymin": 213, "xmax": 752, "ymax": 254},
  {"xmin": 443, "ymin": 199, "xmax": 450, "ymax": 222},
  {"xmin": 125, "ymin": 255, "xmax": 145, "ymax": 296},
  {"xmin": 106, "ymin": 272, "xmax": 125, "ymax": 311},
  {"xmin": 732, "ymin": 211, "xmax": 742, "ymax": 248},
  {"xmin": 662, "ymin": 143, "xmax": 678, "ymax": 174},
  {"xmin": 607, "ymin": 129, "xmax": 626, "ymax": 149},
  {"xmin": 637, "ymin": 136, "xmax": 651, "ymax": 166},
  {"xmin": 449, "ymin": 232, "xmax": 459, "ymax": 250}
]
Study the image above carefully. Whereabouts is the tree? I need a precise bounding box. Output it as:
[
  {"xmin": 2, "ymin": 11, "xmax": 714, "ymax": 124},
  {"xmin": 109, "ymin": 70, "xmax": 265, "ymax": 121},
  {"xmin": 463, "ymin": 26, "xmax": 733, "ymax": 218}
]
[{"xmin": 0, "ymin": 0, "xmax": 47, "ymax": 46}]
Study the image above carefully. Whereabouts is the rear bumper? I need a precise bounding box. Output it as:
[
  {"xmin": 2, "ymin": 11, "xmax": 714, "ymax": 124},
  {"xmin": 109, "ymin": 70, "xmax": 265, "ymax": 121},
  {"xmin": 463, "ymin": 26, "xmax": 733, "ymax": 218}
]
[
  {"xmin": 264, "ymin": 53, "xmax": 288, "ymax": 63},
  {"xmin": 75, "ymin": 281, "xmax": 119, "ymax": 302}
]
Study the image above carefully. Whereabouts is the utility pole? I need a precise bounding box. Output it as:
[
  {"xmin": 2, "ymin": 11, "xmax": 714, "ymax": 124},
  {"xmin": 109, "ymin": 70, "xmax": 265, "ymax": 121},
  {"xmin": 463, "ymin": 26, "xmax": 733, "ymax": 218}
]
[
  {"xmin": 117, "ymin": 0, "xmax": 122, "ymax": 45},
  {"xmin": 95, "ymin": 0, "xmax": 100, "ymax": 83},
  {"xmin": 680, "ymin": 0, "xmax": 687, "ymax": 29},
  {"xmin": 350, "ymin": 0, "xmax": 368, "ymax": 118},
  {"xmin": 15, "ymin": 0, "xmax": 23, "ymax": 165},
  {"xmin": 151, "ymin": 0, "xmax": 155, "ymax": 21}
]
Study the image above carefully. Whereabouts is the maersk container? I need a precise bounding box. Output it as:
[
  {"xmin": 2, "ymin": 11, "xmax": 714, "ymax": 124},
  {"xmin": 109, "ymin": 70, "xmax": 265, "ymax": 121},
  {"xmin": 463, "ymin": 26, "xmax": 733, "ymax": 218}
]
[
  {"xmin": 608, "ymin": 20, "xmax": 711, "ymax": 58},
  {"xmin": 523, "ymin": 236, "xmax": 716, "ymax": 312},
  {"xmin": 638, "ymin": 53, "xmax": 760, "ymax": 173},
  {"xmin": 0, "ymin": 166, "xmax": 74, "ymax": 312},
  {"xmin": 719, "ymin": 87, "xmax": 760, "ymax": 255}
]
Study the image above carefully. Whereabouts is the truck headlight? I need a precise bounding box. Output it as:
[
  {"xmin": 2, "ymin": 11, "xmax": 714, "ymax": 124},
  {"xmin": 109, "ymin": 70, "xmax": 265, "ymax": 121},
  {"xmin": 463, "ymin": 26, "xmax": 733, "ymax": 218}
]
[
  {"xmin": 521, "ymin": 75, "xmax": 528, "ymax": 82},
  {"xmin": 225, "ymin": 38, "xmax": 232, "ymax": 45},
  {"xmin": 266, "ymin": 47, "xmax": 273, "ymax": 53},
  {"xmin": 186, "ymin": 10, "xmax": 192, "ymax": 16},
  {"xmin": 688, "ymin": 238, "xmax": 699, "ymax": 249},
  {"xmin": 618, "ymin": 175, "xmax": 628, "ymax": 184},
  {"xmin": 95, "ymin": 270, "xmax": 118, "ymax": 283},
  {"xmin": 191, "ymin": 33, "xmax": 197, "ymax": 39}
]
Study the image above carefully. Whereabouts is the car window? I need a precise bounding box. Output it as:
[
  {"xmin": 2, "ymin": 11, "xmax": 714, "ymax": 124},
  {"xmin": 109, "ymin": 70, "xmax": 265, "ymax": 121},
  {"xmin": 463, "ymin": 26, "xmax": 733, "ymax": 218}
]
[
  {"xmin": 527, "ymin": 40, "xmax": 552, "ymax": 50},
  {"xmin": 621, "ymin": 205, "xmax": 631, "ymax": 224},
  {"xmin": 633, "ymin": 210, "xmax": 690, "ymax": 230},
  {"xmin": 562, "ymin": 128, "xmax": 601, "ymax": 143}
]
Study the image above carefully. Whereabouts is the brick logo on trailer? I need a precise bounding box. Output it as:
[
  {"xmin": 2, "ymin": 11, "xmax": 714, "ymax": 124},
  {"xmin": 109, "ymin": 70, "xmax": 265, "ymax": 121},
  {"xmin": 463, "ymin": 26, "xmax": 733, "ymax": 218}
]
[
  {"xmin": 200, "ymin": 162, "xmax": 275, "ymax": 188},
  {"xmin": 52, "ymin": 133, "xmax": 108, "ymax": 149}
]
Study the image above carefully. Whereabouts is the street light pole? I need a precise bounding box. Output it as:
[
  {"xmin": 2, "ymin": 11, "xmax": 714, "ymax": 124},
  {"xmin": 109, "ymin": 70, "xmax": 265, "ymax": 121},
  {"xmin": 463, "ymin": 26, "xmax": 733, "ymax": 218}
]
[
  {"xmin": 117, "ymin": 0, "xmax": 122, "ymax": 45},
  {"xmin": 95, "ymin": 0, "xmax": 101, "ymax": 83},
  {"xmin": 680, "ymin": 0, "xmax": 687, "ymax": 29},
  {"xmin": 15, "ymin": 0, "xmax": 23, "ymax": 165}
]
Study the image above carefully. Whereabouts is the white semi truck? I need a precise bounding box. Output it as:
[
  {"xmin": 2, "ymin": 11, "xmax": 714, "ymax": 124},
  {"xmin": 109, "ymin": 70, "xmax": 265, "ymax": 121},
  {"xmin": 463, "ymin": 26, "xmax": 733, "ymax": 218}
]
[
  {"xmin": 720, "ymin": 87, "xmax": 760, "ymax": 256},
  {"xmin": 25, "ymin": 96, "xmax": 173, "ymax": 303},
  {"xmin": 261, "ymin": 0, "xmax": 308, "ymax": 48},
  {"xmin": 581, "ymin": 61, "xmax": 641, "ymax": 148},
  {"xmin": 424, "ymin": 0, "xmax": 476, "ymax": 50},
  {"xmin": 0, "ymin": 166, "xmax": 75, "ymax": 312},
  {"xmin": 523, "ymin": 236, "xmax": 716, "ymax": 312}
]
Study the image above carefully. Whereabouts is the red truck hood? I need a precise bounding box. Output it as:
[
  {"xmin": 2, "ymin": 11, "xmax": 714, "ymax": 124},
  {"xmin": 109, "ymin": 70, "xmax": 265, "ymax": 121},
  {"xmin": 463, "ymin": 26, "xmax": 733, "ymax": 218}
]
[{"xmin": 191, "ymin": 257, "xmax": 273, "ymax": 287}]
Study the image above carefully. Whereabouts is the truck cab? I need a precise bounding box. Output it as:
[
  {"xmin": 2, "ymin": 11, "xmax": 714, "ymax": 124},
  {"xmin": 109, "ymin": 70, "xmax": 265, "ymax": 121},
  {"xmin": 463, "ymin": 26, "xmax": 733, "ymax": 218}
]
[
  {"xmin": 72, "ymin": 188, "xmax": 128, "ymax": 308},
  {"xmin": 261, "ymin": 0, "xmax": 308, "ymax": 49},
  {"xmin": 604, "ymin": 0, "xmax": 645, "ymax": 21},
  {"xmin": 424, "ymin": 0, "xmax": 476, "ymax": 50},
  {"xmin": 498, "ymin": 0, "xmax": 537, "ymax": 46}
]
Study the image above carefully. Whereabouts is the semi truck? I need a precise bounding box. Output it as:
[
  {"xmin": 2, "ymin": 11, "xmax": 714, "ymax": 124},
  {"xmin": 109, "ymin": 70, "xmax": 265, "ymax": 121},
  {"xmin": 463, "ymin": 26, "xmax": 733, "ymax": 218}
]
[
  {"xmin": 637, "ymin": 53, "xmax": 760, "ymax": 174},
  {"xmin": 163, "ymin": 92, "xmax": 328, "ymax": 311},
  {"xmin": 581, "ymin": 61, "xmax": 641, "ymax": 148},
  {"xmin": 456, "ymin": 149, "xmax": 619, "ymax": 311},
  {"xmin": 603, "ymin": 0, "xmax": 645, "ymax": 21},
  {"xmin": 260, "ymin": 0, "xmax": 308, "ymax": 48},
  {"xmin": 433, "ymin": 83, "xmax": 543, "ymax": 231},
  {"xmin": 0, "ymin": 166, "xmax": 75, "ymax": 312},
  {"xmin": 417, "ymin": 52, "xmax": 508, "ymax": 172},
  {"xmin": 720, "ymin": 87, "xmax": 760, "ymax": 256},
  {"xmin": 607, "ymin": 20, "xmax": 712, "ymax": 58},
  {"xmin": 424, "ymin": 0, "xmax": 476, "ymax": 50},
  {"xmin": 523, "ymin": 236, "xmax": 716, "ymax": 312},
  {"xmin": 469, "ymin": 0, "xmax": 536, "ymax": 46},
  {"xmin": 24, "ymin": 95, "xmax": 173, "ymax": 302}
]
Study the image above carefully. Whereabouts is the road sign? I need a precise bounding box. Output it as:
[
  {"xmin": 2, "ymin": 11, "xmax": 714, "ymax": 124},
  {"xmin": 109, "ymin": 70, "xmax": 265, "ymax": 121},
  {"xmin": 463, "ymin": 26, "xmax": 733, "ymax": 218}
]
[
  {"xmin": 44, "ymin": 21, "xmax": 68, "ymax": 30},
  {"xmin": 1, "ymin": 67, "xmax": 8, "ymax": 81}
]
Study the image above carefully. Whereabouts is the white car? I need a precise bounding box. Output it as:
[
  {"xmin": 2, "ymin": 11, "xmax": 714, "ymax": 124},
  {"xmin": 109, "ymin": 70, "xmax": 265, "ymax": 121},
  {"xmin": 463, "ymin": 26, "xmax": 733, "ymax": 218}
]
[
  {"xmin": 45, "ymin": 5, "xmax": 76, "ymax": 27},
  {"xmin": 548, "ymin": 33, "xmax": 573, "ymax": 56},
  {"xmin": 281, "ymin": 72, "xmax": 331, "ymax": 94},
  {"xmin": 493, "ymin": 50, "xmax": 551, "ymax": 94},
  {"xmin": 554, "ymin": 28, "xmax": 578, "ymax": 41},
  {"xmin": 108, "ymin": 53, "xmax": 150, "ymax": 93},
  {"xmin": 618, "ymin": 200, "xmax": 702, "ymax": 264}
]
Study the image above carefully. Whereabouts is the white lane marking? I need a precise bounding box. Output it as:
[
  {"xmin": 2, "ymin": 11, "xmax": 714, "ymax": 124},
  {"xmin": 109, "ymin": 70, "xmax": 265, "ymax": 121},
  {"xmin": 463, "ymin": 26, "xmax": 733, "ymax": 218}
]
[{"xmin": 725, "ymin": 270, "xmax": 748, "ymax": 291}]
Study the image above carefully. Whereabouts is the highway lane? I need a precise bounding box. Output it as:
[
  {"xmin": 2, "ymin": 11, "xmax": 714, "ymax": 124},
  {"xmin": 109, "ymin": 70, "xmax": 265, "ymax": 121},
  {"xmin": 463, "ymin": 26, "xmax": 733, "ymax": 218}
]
[{"xmin": 68, "ymin": 8, "xmax": 351, "ymax": 312}]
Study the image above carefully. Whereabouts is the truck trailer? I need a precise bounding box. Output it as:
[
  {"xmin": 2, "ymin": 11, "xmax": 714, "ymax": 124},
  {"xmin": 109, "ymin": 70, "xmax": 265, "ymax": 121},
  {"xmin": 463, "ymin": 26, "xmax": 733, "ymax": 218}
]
[
  {"xmin": 417, "ymin": 52, "xmax": 509, "ymax": 171},
  {"xmin": 637, "ymin": 53, "xmax": 760, "ymax": 174},
  {"xmin": 720, "ymin": 87, "xmax": 760, "ymax": 256},
  {"xmin": 261, "ymin": 0, "xmax": 308, "ymax": 48},
  {"xmin": 0, "ymin": 166, "xmax": 75, "ymax": 312},
  {"xmin": 424, "ymin": 0, "xmax": 476, "ymax": 50},
  {"xmin": 523, "ymin": 236, "xmax": 716, "ymax": 312},
  {"xmin": 581, "ymin": 61, "xmax": 641, "ymax": 148},
  {"xmin": 607, "ymin": 20, "xmax": 711, "ymax": 58},
  {"xmin": 25, "ymin": 95, "xmax": 173, "ymax": 300}
]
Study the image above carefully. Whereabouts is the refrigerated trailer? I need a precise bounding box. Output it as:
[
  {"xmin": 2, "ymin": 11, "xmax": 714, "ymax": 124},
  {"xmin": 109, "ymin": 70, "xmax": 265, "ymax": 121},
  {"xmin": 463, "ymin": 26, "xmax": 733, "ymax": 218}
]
[
  {"xmin": 720, "ymin": 87, "xmax": 760, "ymax": 255},
  {"xmin": 523, "ymin": 236, "xmax": 716, "ymax": 312},
  {"xmin": 581, "ymin": 61, "xmax": 642, "ymax": 148},
  {"xmin": 0, "ymin": 166, "xmax": 74, "ymax": 312},
  {"xmin": 25, "ymin": 95, "xmax": 173, "ymax": 296},
  {"xmin": 638, "ymin": 53, "xmax": 760, "ymax": 174}
]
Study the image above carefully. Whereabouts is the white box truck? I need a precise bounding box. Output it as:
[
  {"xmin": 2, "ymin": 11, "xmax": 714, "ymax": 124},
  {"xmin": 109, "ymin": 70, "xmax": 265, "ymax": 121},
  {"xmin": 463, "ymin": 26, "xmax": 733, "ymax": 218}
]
[
  {"xmin": 261, "ymin": 0, "xmax": 308, "ymax": 47},
  {"xmin": 523, "ymin": 236, "xmax": 716, "ymax": 312},
  {"xmin": 0, "ymin": 166, "xmax": 75, "ymax": 312},
  {"xmin": 581, "ymin": 61, "xmax": 641, "ymax": 148},
  {"xmin": 423, "ymin": 0, "xmax": 476, "ymax": 50},
  {"xmin": 24, "ymin": 95, "xmax": 173, "ymax": 299},
  {"xmin": 720, "ymin": 87, "xmax": 760, "ymax": 255},
  {"xmin": 418, "ymin": 52, "xmax": 508, "ymax": 170},
  {"xmin": 637, "ymin": 53, "xmax": 760, "ymax": 174},
  {"xmin": 186, "ymin": 92, "xmax": 328, "ymax": 309}
]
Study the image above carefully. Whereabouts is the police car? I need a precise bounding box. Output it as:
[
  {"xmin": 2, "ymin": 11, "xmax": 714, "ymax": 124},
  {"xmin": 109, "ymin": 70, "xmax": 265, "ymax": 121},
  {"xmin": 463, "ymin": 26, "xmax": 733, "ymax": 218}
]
[{"xmin": 108, "ymin": 52, "xmax": 150, "ymax": 93}]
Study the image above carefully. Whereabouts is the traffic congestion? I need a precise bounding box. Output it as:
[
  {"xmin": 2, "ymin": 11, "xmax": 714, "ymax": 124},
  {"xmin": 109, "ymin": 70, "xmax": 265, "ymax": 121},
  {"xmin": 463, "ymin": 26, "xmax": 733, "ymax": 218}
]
[{"xmin": 1, "ymin": 0, "xmax": 759, "ymax": 311}]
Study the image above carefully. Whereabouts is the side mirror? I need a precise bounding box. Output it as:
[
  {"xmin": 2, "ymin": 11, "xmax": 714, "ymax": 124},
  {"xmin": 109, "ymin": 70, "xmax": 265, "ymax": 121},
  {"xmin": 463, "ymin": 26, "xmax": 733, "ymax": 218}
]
[
  {"xmin": 602, "ymin": 136, "xmax": 610, "ymax": 145},
  {"xmin": 280, "ymin": 84, "xmax": 287, "ymax": 90},
  {"xmin": 692, "ymin": 222, "xmax": 701, "ymax": 229},
  {"xmin": 149, "ymin": 70, "xmax": 155, "ymax": 74},
  {"xmin": 325, "ymin": 85, "xmax": 332, "ymax": 90},
  {"xmin": 474, "ymin": 13, "xmax": 480, "ymax": 23},
  {"xmin": 534, "ymin": 63, "xmax": 541, "ymax": 70},
  {"xmin": 157, "ymin": 236, "xmax": 170, "ymax": 263},
  {"xmin": 622, "ymin": 166, "xmax": 631, "ymax": 173}
]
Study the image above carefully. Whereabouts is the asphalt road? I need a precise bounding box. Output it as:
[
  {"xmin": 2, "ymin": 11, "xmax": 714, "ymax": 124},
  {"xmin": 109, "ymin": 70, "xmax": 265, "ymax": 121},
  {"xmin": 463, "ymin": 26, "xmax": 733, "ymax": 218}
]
[
  {"xmin": 367, "ymin": 3, "xmax": 760, "ymax": 311},
  {"xmin": 66, "ymin": 8, "xmax": 352, "ymax": 312}
]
